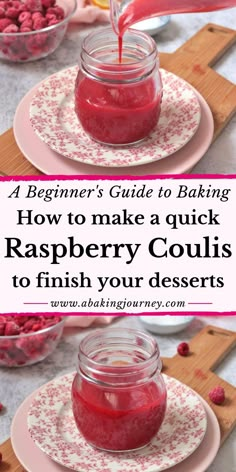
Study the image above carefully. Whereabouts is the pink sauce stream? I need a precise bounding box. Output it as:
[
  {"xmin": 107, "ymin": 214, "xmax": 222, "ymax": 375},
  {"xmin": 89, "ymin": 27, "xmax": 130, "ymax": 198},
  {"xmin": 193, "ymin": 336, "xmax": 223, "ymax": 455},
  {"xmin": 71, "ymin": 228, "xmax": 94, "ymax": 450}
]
[{"xmin": 117, "ymin": 0, "xmax": 236, "ymax": 61}]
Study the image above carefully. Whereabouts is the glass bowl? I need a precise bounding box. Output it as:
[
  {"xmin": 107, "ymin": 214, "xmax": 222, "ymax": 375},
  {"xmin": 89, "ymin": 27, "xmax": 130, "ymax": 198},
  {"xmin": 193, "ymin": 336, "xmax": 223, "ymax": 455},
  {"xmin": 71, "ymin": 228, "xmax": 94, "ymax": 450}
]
[
  {"xmin": 0, "ymin": 317, "xmax": 65, "ymax": 367},
  {"xmin": 0, "ymin": 0, "xmax": 77, "ymax": 62}
]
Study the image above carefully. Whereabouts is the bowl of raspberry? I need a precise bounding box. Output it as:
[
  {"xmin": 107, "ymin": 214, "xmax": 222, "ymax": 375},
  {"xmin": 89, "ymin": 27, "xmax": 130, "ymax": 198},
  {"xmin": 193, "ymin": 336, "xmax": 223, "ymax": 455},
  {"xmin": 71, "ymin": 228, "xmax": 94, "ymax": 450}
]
[
  {"xmin": 0, "ymin": 0, "xmax": 77, "ymax": 62},
  {"xmin": 0, "ymin": 315, "xmax": 65, "ymax": 366}
]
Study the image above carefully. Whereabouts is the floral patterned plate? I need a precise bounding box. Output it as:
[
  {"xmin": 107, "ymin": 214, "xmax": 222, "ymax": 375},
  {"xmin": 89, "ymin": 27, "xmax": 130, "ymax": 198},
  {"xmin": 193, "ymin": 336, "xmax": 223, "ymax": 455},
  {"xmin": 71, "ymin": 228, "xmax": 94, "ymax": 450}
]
[
  {"xmin": 27, "ymin": 373, "xmax": 207, "ymax": 472},
  {"xmin": 29, "ymin": 66, "xmax": 201, "ymax": 168}
]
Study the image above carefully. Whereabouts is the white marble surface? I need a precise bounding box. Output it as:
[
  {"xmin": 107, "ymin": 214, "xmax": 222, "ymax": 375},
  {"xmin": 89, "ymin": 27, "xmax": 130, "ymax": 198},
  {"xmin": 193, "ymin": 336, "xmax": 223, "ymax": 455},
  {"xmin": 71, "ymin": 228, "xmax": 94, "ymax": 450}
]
[
  {"xmin": 0, "ymin": 315, "xmax": 235, "ymax": 471},
  {"xmin": 0, "ymin": 9, "xmax": 236, "ymax": 173}
]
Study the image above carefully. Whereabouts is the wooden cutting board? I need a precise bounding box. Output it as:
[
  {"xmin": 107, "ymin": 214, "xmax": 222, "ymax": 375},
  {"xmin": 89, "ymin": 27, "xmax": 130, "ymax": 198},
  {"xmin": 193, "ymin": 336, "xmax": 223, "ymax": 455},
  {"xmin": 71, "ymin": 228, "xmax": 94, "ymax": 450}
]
[
  {"xmin": 0, "ymin": 324, "xmax": 235, "ymax": 471},
  {"xmin": 0, "ymin": 22, "xmax": 236, "ymax": 175}
]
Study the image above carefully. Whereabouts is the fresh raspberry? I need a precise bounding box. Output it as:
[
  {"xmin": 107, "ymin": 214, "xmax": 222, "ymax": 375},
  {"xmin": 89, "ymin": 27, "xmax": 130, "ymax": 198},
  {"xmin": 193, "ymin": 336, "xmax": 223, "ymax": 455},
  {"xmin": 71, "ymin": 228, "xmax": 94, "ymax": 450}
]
[
  {"xmin": 20, "ymin": 18, "xmax": 32, "ymax": 27},
  {"xmin": 18, "ymin": 10, "xmax": 31, "ymax": 22},
  {"xmin": 12, "ymin": 0, "xmax": 21, "ymax": 7},
  {"xmin": 20, "ymin": 25, "xmax": 31, "ymax": 31},
  {"xmin": 5, "ymin": 6, "xmax": 19, "ymax": 18},
  {"xmin": 45, "ymin": 6, "xmax": 56, "ymax": 14},
  {"xmin": 0, "ymin": 321, "xmax": 5, "ymax": 336},
  {"xmin": 42, "ymin": 0, "xmax": 55, "ymax": 7},
  {"xmin": 177, "ymin": 342, "xmax": 189, "ymax": 356},
  {"xmin": 54, "ymin": 5, "xmax": 64, "ymax": 18},
  {"xmin": 25, "ymin": 0, "xmax": 42, "ymax": 11},
  {"xmin": 0, "ymin": 7, "xmax": 5, "ymax": 18},
  {"xmin": 31, "ymin": 10, "xmax": 41, "ymax": 19},
  {"xmin": 14, "ymin": 315, "xmax": 29, "ymax": 326},
  {"xmin": 45, "ymin": 12, "xmax": 55, "ymax": 21},
  {"xmin": 33, "ymin": 16, "xmax": 46, "ymax": 29},
  {"xmin": 18, "ymin": 3, "xmax": 29, "ymax": 12},
  {"xmin": 47, "ymin": 18, "xmax": 59, "ymax": 25},
  {"xmin": 0, "ymin": 1, "xmax": 5, "ymax": 8},
  {"xmin": 22, "ymin": 319, "xmax": 35, "ymax": 331},
  {"xmin": 5, "ymin": 321, "xmax": 20, "ymax": 336},
  {"xmin": 3, "ymin": 23, "xmax": 18, "ymax": 31},
  {"xmin": 209, "ymin": 386, "xmax": 225, "ymax": 405},
  {"xmin": 0, "ymin": 17, "xmax": 12, "ymax": 31},
  {"xmin": 0, "ymin": 402, "xmax": 4, "ymax": 412}
]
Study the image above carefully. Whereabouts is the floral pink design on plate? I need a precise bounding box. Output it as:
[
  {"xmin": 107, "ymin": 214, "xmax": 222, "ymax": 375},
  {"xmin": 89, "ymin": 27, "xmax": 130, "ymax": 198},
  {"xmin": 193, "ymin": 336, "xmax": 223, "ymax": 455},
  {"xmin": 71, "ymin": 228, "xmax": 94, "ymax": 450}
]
[
  {"xmin": 29, "ymin": 66, "xmax": 201, "ymax": 168},
  {"xmin": 28, "ymin": 373, "xmax": 207, "ymax": 472}
]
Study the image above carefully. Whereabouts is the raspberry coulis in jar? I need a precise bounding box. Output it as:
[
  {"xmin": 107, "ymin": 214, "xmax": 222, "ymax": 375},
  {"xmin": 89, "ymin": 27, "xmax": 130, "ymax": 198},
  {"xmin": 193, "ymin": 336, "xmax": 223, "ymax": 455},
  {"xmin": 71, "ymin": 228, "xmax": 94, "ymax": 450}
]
[
  {"xmin": 75, "ymin": 71, "xmax": 162, "ymax": 145},
  {"xmin": 71, "ymin": 375, "xmax": 167, "ymax": 451}
]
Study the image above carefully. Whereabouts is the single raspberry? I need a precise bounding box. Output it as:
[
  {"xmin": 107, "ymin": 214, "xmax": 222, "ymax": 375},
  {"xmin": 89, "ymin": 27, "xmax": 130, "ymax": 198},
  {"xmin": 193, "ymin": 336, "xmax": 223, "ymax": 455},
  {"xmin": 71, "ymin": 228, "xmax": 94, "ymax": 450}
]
[
  {"xmin": 3, "ymin": 23, "xmax": 18, "ymax": 31},
  {"xmin": 31, "ymin": 10, "xmax": 41, "ymax": 19},
  {"xmin": 22, "ymin": 319, "xmax": 35, "ymax": 331},
  {"xmin": 45, "ymin": 12, "xmax": 55, "ymax": 21},
  {"xmin": 32, "ymin": 16, "xmax": 47, "ymax": 29},
  {"xmin": 14, "ymin": 315, "xmax": 29, "ymax": 326},
  {"xmin": 12, "ymin": 0, "xmax": 21, "ymax": 7},
  {"xmin": 25, "ymin": 0, "xmax": 42, "ymax": 11},
  {"xmin": 5, "ymin": 321, "xmax": 20, "ymax": 336},
  {"xmin": 0, "ymin": 17, "xmax": 12, "ymax": 31},
  {"xmin": 209, "ymin": 386, "xmax": 225, "ymax": 405},
  {"xmin": 5, "ymin": 7, "xmax": 19, "ymax": 18},
  {"xmin": 18, "ymin": 10, "xmax": 31, "ymax": 22},
  {"xmin": 20, "ymin": 25, "xmax": 31, "ymax": 31},
  {"xmin": 0, "ymin": 7, "xmax": 5, "ymax": 18},
  {"xmin": 20, "ymin": 18, "xmax": 32, "ymax": 28},
  {"xmin": 42, "ymin": 0, "xmax": 55, "ymax": 7},
  {"xmin": 0, "ymin": 402, "xmax": 4, "ymax": 412},
  {"xmin": 18, "ymin": 3, "xmax": 29, "ymax": 12},
  {"xmin": 54, "ymin": 5, "xmax": 64, "ymax": 18},
  {"xmin": 177, "ymin": 342, "xmax": 189, "ymax": 356},
  {"xmin": 0, "ymin": 321, "xmax": 5, "ymax": 336},
  {"xmin": 48, "ymin": 18, "xmax": 59, "ymax": 25},
  {"xmin": 46, "ymin": 6, "xmax": 56, "ymax": 14}
]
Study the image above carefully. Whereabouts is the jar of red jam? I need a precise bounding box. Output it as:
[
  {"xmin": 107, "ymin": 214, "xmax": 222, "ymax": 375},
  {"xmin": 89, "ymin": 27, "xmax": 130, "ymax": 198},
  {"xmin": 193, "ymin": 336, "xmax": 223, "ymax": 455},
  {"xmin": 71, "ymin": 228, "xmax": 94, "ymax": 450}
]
[
  {"xmin": 75, "ymin": 27, "xmax": 163, "ymax": 146},
  {"xmin": 71, "ymin": 328, "xmax": 167, "ymax": 452}
]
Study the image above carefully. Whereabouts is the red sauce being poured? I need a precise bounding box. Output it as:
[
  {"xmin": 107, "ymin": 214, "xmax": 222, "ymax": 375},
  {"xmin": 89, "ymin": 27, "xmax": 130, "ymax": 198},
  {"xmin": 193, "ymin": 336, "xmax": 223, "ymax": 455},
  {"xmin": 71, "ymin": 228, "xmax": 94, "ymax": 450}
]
[
  {"xmin": 72, "ymin": 375, "xmax": 167, "ymax": 451},
  {"xmin": 117, "ymin": 0, "xmax": 236, "ymax": 36}
]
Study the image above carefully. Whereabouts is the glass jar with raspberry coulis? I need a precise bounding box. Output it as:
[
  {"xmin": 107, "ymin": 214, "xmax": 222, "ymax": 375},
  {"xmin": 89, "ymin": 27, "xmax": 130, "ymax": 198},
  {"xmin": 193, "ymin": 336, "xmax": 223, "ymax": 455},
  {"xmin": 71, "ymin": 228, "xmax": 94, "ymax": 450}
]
[
  {"xmin": 71, "ymin": 328, "xmax": 167, "ymax": 452},
  {"xmin": 74, "ymin": 27, "xmax": 163, "ymax": 146}
]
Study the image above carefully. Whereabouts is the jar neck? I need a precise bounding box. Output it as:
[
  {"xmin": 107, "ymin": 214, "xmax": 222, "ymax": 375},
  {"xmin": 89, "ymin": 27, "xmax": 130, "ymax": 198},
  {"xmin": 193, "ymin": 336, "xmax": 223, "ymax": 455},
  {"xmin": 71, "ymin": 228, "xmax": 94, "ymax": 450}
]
[
  {"xmin": 80, "ymin": 27, "xmax": 158, "ymax": 84},
  {"xmin": 77, "ymin": 328, "xmax": 162, "ymax": 387}
]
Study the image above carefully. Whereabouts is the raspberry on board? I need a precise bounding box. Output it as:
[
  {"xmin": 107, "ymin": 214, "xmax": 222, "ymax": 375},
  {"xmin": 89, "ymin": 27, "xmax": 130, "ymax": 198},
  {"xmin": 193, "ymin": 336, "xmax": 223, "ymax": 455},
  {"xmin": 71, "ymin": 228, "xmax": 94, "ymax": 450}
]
[
  {"xmin": 177, "ymin": 342, "xmax": 190, "ymax": 356},
  {"xmin": 208, "ymin": 386, "xmax": 225, "ymax": 405}
]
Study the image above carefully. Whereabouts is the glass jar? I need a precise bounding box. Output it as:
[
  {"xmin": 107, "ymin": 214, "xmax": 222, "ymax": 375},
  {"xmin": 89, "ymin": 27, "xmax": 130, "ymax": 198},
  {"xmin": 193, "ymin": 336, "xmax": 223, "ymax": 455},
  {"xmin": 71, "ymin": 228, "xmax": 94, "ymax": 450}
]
[
  {"xmin": 75, "ymin": 27, "xmax": 163, "ymax": 146},
  {"xmin": 71, "ymin": 328, "xmax": 167, "ymax": 452}
]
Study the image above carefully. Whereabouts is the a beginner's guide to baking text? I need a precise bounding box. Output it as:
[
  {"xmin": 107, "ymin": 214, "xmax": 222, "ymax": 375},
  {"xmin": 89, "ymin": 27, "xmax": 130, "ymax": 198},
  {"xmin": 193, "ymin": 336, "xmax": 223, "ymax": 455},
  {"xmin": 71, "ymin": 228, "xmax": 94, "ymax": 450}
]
[{"xmin": 0, "ymin": 176, "xmax": 235, "ymax": 314}]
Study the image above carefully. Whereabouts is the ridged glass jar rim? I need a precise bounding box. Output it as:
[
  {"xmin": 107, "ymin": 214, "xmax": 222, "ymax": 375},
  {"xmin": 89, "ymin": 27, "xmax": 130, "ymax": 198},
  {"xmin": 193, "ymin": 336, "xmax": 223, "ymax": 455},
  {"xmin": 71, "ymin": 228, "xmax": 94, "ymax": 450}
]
[
  {"xmin": 77, "ymin": 328, "xmax": 162, "ymax": 387},
  {"xmin": 80, "ymin": 27, "xmax": 158, "ymax": 84}
]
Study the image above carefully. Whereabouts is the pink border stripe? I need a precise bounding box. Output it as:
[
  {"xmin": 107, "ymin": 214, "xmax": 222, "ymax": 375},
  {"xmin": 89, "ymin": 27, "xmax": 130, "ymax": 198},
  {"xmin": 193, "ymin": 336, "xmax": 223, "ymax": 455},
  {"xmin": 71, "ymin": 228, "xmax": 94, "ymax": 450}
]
[
  {"xmin": 1, "ymin": 174, "xmax": 236, "ymax": 181},
  {"xmin": 1, "ymin": 311, "xmax": 236, "ymax": 316},
  {"xmin": 1, "ymin": 174, "xmax": 235, "ymax": 316}
]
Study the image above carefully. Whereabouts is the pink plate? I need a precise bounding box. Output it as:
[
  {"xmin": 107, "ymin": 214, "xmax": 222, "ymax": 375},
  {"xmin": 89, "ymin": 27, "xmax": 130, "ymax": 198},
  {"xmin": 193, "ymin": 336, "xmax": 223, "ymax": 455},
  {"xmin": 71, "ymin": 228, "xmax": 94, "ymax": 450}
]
[
  {"xmin": 11, "ymin": 375, "xmax": 220, "ymax": 472},
  {"xmin": 29, "ymin": 66, "xmax": 201, "ymax": 168},
  {"xmin": 27, "ymin": 373, "xmax": 207, "ymax": 472},
  {"xmin": 13, "ymin": 82, "xmax": 213, "ymax": 175}
]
